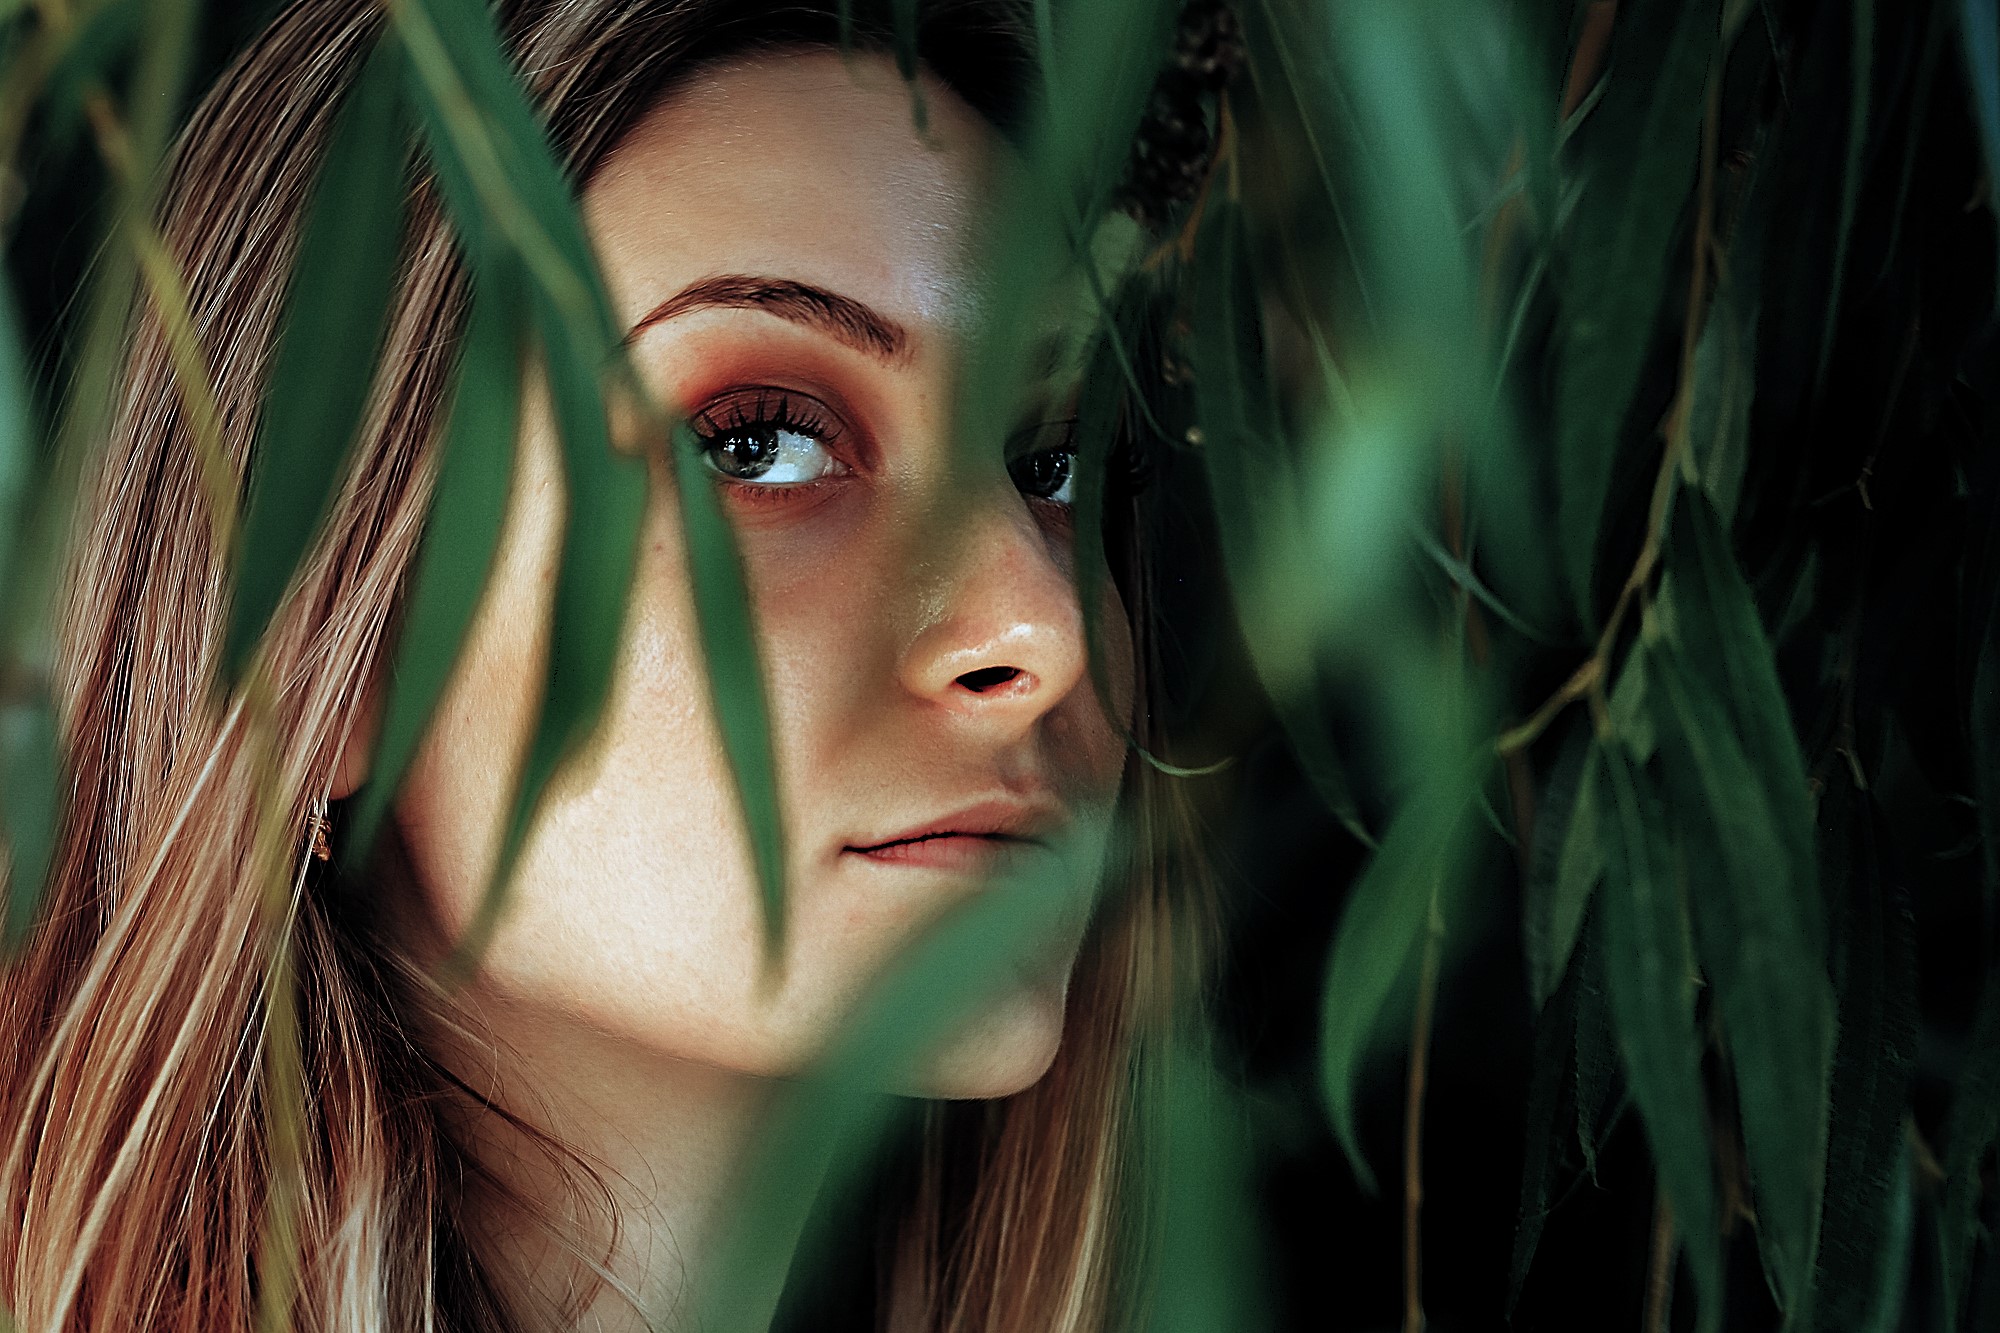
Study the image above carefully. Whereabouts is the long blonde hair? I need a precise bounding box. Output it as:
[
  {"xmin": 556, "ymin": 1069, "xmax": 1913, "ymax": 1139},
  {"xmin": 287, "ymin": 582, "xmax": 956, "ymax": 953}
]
[{"xmin": 0, "ymin": 0, "xmax": 1208, "ymax": 1328}]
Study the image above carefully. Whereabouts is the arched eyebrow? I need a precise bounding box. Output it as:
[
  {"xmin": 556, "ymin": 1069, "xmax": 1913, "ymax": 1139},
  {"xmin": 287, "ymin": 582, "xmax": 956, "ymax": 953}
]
[{"xmin": 624, "ymin": 273, "xmax": 910, "ymax": 363}]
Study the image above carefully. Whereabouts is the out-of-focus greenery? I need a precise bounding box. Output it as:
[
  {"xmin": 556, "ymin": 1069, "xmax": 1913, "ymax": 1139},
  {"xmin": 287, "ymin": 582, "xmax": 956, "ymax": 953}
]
[{"xmin": 2, "ymin": 0, "xmax": 1999, "ymax": 1329}]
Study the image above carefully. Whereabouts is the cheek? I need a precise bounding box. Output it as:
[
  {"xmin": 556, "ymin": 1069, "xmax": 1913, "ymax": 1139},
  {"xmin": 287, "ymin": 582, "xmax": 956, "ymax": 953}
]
[{"xmin": 389, "ymin": 451, "xmax": 1127, "ymax": 1093}]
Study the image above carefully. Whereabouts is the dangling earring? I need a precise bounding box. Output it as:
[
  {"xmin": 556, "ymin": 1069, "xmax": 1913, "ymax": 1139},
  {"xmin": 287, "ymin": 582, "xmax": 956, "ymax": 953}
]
[{"xmin": 305, "ymin": 794, "xmax": 333, "ymax": 863}]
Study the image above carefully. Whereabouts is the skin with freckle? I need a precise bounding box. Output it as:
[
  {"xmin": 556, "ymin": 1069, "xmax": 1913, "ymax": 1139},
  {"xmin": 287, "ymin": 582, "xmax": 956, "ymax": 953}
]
[{"xmin": 380, "ymin": 50, "xmax": 1134, "ymax": 1099}]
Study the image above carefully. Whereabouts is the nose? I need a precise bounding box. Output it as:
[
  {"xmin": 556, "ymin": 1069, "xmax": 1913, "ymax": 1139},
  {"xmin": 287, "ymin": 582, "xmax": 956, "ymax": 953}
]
[{"xmin": 898, "ymin": 491, "xmax": 1089, "ymax": 732}]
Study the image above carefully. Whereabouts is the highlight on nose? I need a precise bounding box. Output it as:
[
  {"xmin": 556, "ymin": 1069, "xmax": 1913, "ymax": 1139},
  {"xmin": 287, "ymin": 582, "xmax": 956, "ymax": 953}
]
[{"xmin": 956, "ymin": 665, "xmax": 1025, "ymax": 694}]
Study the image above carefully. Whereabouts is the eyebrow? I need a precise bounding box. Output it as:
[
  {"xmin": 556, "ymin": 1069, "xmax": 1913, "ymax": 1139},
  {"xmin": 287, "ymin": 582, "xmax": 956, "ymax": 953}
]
[{"xmin": 624, "ymin": 273, "xmax": 910, "ymax": 363}]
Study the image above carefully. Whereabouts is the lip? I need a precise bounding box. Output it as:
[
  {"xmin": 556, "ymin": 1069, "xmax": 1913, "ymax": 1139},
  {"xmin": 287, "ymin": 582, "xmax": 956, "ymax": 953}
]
[{"xmin": 844, "ymin": 799, "xmax": 1063, "ymax": 870}]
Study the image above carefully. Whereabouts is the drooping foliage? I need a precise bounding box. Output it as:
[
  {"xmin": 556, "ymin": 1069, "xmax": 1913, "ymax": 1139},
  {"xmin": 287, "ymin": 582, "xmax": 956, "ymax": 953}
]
[{"xmin": 1, "ymin": 0, "xmax": 1998, "ymax": 1328}]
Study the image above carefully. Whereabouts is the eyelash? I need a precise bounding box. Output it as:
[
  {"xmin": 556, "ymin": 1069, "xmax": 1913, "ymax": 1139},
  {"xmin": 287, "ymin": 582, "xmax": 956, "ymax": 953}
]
[{"xmin": 690, "ymin": 386, "xmax": 844, "ymax": 454}]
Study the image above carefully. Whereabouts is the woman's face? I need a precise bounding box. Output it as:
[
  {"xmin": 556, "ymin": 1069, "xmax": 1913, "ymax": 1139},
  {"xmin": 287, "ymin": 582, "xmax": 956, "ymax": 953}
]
[{"xmin": 378, "ymin": 51, "xmax": 1132, "ymax": 1098}]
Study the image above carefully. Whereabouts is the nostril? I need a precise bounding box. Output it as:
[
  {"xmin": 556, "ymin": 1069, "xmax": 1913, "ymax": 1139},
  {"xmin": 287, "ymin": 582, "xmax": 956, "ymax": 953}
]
[{"xmin": 956, "ymin": 665, "xmax": 1023, "ymax": 694}]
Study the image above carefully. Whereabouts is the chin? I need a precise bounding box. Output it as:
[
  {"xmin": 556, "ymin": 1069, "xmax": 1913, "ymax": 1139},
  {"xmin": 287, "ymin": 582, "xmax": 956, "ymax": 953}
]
[{"xmin": 905, "ymin": 977, "xmax": 1071, "ymax": 1100}]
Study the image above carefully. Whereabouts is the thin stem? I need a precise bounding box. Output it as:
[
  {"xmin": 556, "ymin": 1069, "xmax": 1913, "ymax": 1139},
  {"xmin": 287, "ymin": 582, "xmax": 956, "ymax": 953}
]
[
  {"xmin": 1403, "ymin": 893, "xmax": 1444, "ymax": 1333},
  {"xmin": 1498, "ymin": 49, "xmax": 1723, "ymax": 757}
]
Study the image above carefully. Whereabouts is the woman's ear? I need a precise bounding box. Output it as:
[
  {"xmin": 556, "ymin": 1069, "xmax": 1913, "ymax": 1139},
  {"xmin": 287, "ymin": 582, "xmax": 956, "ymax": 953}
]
[{"xmin": 331, "ymin": 680, "xmax": 384, "ymax": 801}]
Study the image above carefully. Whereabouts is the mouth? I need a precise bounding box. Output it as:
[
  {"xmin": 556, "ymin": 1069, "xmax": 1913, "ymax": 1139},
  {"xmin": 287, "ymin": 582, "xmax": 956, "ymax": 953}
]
[{"xmin": 845, "ymin": 800, "xmax": 1060, "ymax": 870}]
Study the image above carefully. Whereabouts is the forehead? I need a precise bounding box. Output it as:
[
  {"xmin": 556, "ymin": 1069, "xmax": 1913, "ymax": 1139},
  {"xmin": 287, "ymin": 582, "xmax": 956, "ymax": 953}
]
[{"xmin": 582, "ymin": 48, "xmax": 999, "ymax": 340}]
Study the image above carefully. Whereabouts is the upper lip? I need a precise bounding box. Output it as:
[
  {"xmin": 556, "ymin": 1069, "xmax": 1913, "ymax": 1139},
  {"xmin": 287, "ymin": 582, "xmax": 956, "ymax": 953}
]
[{"xmin": 846, "ymin": 799, "xmax": 1065, "ymax": 852}]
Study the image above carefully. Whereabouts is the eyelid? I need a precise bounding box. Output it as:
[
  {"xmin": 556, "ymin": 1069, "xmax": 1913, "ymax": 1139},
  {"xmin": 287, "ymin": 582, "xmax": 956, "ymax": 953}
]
[{"xmin": 1006, "ymin": 416, "xmax": 1080, "ymax": 457}]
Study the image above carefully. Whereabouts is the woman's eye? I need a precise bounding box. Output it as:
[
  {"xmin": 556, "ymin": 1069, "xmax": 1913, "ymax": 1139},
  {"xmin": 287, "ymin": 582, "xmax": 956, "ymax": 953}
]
[
  {"xmin": 1008, "ymin": 448, "xmax": 1076, "ymax": 505},
  {"xmin": 691, "ymin": 389, "xmax": 846, "ymax": 486},
  {"xmin": 1006, "ymin": 417, "xmax": 1079, "ymax": 505}
]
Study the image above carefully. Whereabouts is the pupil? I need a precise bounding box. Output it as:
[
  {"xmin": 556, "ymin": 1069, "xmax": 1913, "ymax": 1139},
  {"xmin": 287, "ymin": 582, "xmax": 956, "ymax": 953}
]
[
  {"xmin": 1012, "ymin": 449, "xmax": 1072, "ymax": 499},
  {"xmin": 716, "ymin": 428, "xmax": 777, "ymax": 478}
]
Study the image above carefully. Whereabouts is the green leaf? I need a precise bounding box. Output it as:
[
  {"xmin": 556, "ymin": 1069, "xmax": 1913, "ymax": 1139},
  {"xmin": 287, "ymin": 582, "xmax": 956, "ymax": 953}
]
[
  {"xmin": 0, "ymin": 278, "xmax": 38, "ymax": 627},
  {"xmin": 1597, "ymin": 739, "xmax": 1724, "ymax": 1333},
  {"xmin": 400, "ymin": 0, "xmax": 783, "ymax": 961},
  {"xmin": 1553, "ymin": 0, "xmax": 1718, "ymax": 629},
  {"xmin": 697, "ymin": 817, "xmax": 1115, "ymax": 1333},
  {"xmin": 0, "ymin": 690, "xmax": 58, "ymax": 949},
  {"xmin": 1942, "ymin": 968, "xmax": 2000, "ymax": 1329},
  {"xmin": 1814, "ymin": 0, "xmax": 1872, "ymax": 391},
  {"xmin": 1069, "ymin": 317, "xmax": 1133, "ymax": 734},
  {"xmin": 1685, "ymin": 277, "xmax": 1759, "ymax": 527},
  {"xmin": 1192, "ymin": 197, "xmax": 1370, "ymax": 844},
  {"xmin": 951, "ymin": 0, "xmax": 1172, "ymax": 463},
  {"xmin": 1316, "ymin": 743, "xmax": 1487, "ymax": 1191},
  {"xmin": 1668, "ymin": 491, "xmax": 1822, "ymax": 955},
  {"xmin": 447, "ymin": 301, "xmax": 647, "ymax": 974},
  {"xmin": 1813, "ymin": 801, "xmax": 1917, "ymax": 1333},
  {"xmin": 393, "ymin": 0, "xmax": 610, "ymax": 339},
  {"xmin": 343, "ymin": 259, "xmax": 525, "ymax": 869},
  {"xmin": 670, "ymin": 422, "xmax": 787, "ymax": 955},
  {"xmin": 1146, "ymin": 1044, "xmax": 1276, "ymax": 1333},
  {"xmin": 1571, "ymin": 908, "xmax": 1624, "ymax": 1181},
  {"xmin": 1510, "ymin": 952, "xmax": 1579, "ymax": 1312},
  {"xmin": 40, "ymin": 0, "xmax": 142, "ymax": 149},
  {"xmin": 1652, "ymin": 643, "xmax": 1834, "ymax": 1318},
  {"xmin": 1961, "ymin": 0, "xmax": 2000, "ymax": 220},
  {"xmin": 1524, "ymin": 717, "xmax": 1603, "ymax": 1008},
  {"xmin": 226, "ymin": 37, "xmax": 410, "ymax": 682}
]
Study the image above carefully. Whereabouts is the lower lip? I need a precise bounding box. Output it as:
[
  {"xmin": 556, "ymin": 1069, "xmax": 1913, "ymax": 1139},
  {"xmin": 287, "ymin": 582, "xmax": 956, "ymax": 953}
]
[{"xmin": 847, "ymin": 835, "xmax": 1029, "ymax": 871}]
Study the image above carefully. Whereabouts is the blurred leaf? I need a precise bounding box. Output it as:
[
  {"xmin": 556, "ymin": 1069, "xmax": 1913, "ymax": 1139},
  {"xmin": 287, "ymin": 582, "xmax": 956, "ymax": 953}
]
[
  {"xmin": 1815, "ymin": 0, "xmax": 1872, "ymax": 390},
  {"xmin": 669, "ymin": 422, "xmax": 787, "ymax": 954},
  {"xmin": 1193, "ymin": 196, "xmax": 1369, "ymax": 843},
  {"xmin": 1974, "ymin": 505, "xmax": 2000, "ymax": 910},
  {"xmin": 0, "ymin": 279, "xmax": 37, "ymax": 625},
  {"xmin": 952, "ymin": 0, "xmax": 1171, "ymax": 464},
  {"xmin": 1147, "ymin": 1044, "xmax": 1276, "ymax": 1333},
  {"xmin": 343, "ymin": 260, "xmax": 524, "ymax": 869},
  {"xmin": 1070, "ymin": 317, "xmax": 1133, "ymax": 731},
  {"xmin": 698, "ymin": 819, "xmax": 1112, "ymax": 1333},
  {"xmin": 1962, "ymin": 0, "xmax": 2000, "ymax": 219},
  {"xmin": 1241, "ymin": 0, "xmax": 1374, "ymax": 329},
  {"xmin": 0, "ymin": 257, "xmax": 53, "ymax": 953},
  {"xmin": 1598, "ymin": 737, "xmax": 1724, "ymax": 1333},
  {"xmin": 1652, "ymin": 643, "xmax": 1834, "ymax": 1318},
  {"xmin": 1524, "ymin": 717, "xmax": 1603, "ymax": 1008},
  {"xmin": 122, "ymin": 0, "xmax": 196, "ymax": 174},
  {"xmin": 226, "ymin": 37, "xmax": 408, "ymax": 682},
  {"xmin": 1814, "ymin": 806, "xmax": 1917, "ymax": 1333},
  {"xmin": 1317, "ymin": 742, "xmax": 1487, "ymax": 1190},
  {"xmin": 1554, "ymin": 0, "xmax": 1717, "ymax": 629},
  {"xmin": 1942, "ymin": 968, "xmax": 2000, "ymax": 1329},
  {"xmin": 1510, "ymin": 950, "xmax": 1579, "ymax": 1311},
  {"xmin": 0, "ymin": 690, "xmax": 57, "ymax": 948},
  {"xmin": 890, "ymin": 0, "xmax": 924, "ymax": 131},
  {"xmin": 40, "ymin": 0, "xmax": 141, "ymax": 148},
  {"xmin": 1880, "ymin": 9, "xmax": 1950, "ymax": 275}
]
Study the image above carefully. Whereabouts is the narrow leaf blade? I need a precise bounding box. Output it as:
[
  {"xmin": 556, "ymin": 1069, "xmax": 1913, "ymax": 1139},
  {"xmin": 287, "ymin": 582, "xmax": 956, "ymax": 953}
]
[{"xmin": 226, "ymin": 38, "xmax": 409, "ymax": 680}]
